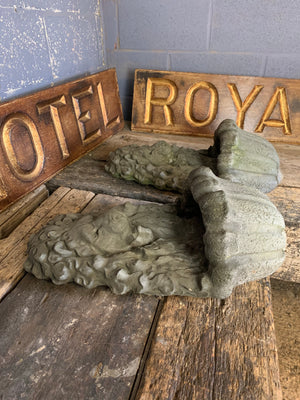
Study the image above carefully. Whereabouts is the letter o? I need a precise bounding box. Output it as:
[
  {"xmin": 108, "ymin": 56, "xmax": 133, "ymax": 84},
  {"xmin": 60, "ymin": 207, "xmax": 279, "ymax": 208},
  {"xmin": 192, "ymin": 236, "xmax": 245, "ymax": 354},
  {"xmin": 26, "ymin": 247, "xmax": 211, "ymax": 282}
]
[
  {"xmin": 1, "ymin": 113, "xmax": 45, "ymax": 181},
  {"xmin": 184, "ymin": 82, "xmax": 218, "ymax": 127}
]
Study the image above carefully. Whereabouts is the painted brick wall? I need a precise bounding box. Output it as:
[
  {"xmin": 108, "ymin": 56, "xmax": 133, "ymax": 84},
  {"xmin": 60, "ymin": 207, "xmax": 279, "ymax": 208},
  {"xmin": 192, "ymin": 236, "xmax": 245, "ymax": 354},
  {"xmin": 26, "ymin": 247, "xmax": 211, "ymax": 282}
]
[
  {"xmin": 1, "ymin": 0, "xmax": 300, "ymax": 121},
  {"xmin": 103, "ymin": 0, "xmax": 300, "ymax": 120},
  {"xmin": 0, "ymin": 0, "xmax": 106, "ymax": 101}
]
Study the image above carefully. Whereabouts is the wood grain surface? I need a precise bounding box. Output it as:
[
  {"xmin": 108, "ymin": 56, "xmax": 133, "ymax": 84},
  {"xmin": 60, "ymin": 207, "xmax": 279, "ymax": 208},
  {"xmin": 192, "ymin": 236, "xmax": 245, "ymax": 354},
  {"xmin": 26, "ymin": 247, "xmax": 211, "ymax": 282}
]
[
  {"xmin": 271, "ymin": 279, "xmax": 300, "ymax": 400},
  {"xmin": 269, "ymin": 187, "xmax": 300, "ymax": 283},
  {"xmin": 0, "ymin": 185, "xmax": 48, "ymax": 239},
  {"xmin": 135, "ymin": 280, "xmax": 282, "ymax": 400},
  {"xmin": 47, "ymin": 157, "xmax": 180, "ymax": 205},
  {"xmin": 0, "ymin": 69, "xmax": 124, "ymax": 211},
  {"xmin": 132, "ymin": 69, "xmax": 300, "ymax": 145},
  {"xmin": 0, "ymin": 274, "xmax": 159, "ymax": 400}
]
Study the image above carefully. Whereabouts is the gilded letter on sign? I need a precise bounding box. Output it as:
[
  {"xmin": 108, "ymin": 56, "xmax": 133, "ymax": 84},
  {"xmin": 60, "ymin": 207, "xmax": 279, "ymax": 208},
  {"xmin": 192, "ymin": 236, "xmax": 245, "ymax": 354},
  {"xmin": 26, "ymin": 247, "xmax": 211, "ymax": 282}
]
[
  {"xmin": 144, "ymin": 78, "xmax": 177, "ymax": 126},
  {"xmin": 227, "ymin": 83, "xmax": 263, "ymax": 129},
  {"xmin": 97, "ymin": 82, "xmax": 121, "ymax": 129},
  {"xmin": 255, "ymin": 87, "xmax": 292, "ymax": 135},
  {"xmin": 37, "ymin": 95, "xmax": 69, "ymax": 159},
  {"xmin": 184, "ymin": 82, "xmax": 218, "ymax": 127},
  {"xmin": 72, "ymin": 86, "xmax": 101, "ymax": 146}
]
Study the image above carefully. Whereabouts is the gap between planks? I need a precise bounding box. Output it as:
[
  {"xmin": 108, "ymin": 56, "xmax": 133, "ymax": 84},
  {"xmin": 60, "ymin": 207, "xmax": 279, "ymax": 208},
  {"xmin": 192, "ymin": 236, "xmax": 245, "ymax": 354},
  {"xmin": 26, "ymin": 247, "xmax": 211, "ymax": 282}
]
[
  {"xmin": 129, "ymin": 298, "xmax": 165, "ymax": 400},
  {"xmin": 133, "ymin": 279, "xmax": 282, "ymax": 400}
]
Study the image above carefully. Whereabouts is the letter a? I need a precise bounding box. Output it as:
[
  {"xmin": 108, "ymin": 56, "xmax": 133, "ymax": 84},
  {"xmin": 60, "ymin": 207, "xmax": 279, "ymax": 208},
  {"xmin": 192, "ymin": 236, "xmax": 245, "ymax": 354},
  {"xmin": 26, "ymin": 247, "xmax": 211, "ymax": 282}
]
[{"xmin": 255, "ymin": 87, "xmax": 292, "ymax": 135}]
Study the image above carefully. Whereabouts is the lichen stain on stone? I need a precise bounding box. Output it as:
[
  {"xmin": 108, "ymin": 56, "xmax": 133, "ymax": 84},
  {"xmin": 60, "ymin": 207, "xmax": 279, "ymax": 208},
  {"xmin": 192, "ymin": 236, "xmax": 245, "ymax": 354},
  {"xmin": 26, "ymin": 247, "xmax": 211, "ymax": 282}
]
[
  {"xmin": 90, "ymin": 358, "xmax": 140, "ymax": 380},
  {"xmin": 90, "ymin": 362, "xmax": 103, "ymax": 379},
  {"xmin": 63, "ymin": 318, "xmax": 78, "ymax": 330},
  {"xmin": 29, "ymin": 345, "xmax": 46, "ymax": 357}
]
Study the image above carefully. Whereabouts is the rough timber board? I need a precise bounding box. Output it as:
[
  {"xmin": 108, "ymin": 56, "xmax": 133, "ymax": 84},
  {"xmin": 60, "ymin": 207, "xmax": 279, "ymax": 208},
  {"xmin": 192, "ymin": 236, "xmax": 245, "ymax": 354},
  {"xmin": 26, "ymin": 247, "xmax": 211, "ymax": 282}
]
[
  {"xmin": 132, "ymin": 69, "xmax": 300, "ymax": 144},
  {"xmin": 270, "ymin": 187, "xmax": 300, "ymax": 283},
  {"xmin": 0, "ymin": 185, "xmax": 48, "ymax": 239},
  {"xmin": 135, "ymin": 279, "xmax": 282, "ymax": 400},
  {"xmin": 46, "ymin": 157, "xmax": 180, "ymax": 205},
  {"xmin": 0, "ymin": 191, "xmax": 159, "ymax": 400},
  {"xmin": 0, "ymin": 275, "xmax": 159, "ymax": 400},
  {"xmin": 271, "ymin": 280, "xmax": 300, "ymax": 400},
  {"xmin": 0, "ymin": 68, "xmax": 124, "ymax": 212}
]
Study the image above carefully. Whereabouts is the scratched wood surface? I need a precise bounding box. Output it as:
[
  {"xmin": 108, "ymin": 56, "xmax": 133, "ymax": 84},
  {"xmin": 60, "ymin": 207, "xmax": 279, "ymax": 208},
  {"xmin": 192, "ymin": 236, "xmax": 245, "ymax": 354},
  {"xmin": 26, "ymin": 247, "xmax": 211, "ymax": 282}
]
[
  {"xmin": 132, "ymin": 69, "xmax": 300, "ymax": 145},
  {"xmin": 0, "ymin": 185, "xmax": 48, "ymax": 239},
  {"xmin": 0, "ymin": 69, "xmax": 124, "ymax": 211},
  {"xmin": 0, "ymin": 275, "xmax": 159, "ymax": 400},
  {"xmin": 271, "ymin": 279, "xmax": 300, "ymax": 399},
  {"xmin": 269, "ymin": 187, "xmax": 300, "ymax": 283},
  {"xmin": 0, "ymin": 190, "xmax": 159, "ymax": 400},
  {"xmin": 134, "ymin": 280, "xmax": 282, "ymax": 400}
]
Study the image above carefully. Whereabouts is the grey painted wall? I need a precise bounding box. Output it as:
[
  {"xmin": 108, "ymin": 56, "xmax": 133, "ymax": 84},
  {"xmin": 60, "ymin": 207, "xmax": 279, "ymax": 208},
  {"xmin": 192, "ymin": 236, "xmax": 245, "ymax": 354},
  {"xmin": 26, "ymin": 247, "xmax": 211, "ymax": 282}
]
[
  {"xmin": 0, "ymin": 0, "xmax": 106, "ymax": 101},
  {"xmin": 1, "ymin": 0, "xmax": 300, "ymax": 121},
  {"xmin": 103, "ymin": 0, "xmax": 300, "ymax": 120}
]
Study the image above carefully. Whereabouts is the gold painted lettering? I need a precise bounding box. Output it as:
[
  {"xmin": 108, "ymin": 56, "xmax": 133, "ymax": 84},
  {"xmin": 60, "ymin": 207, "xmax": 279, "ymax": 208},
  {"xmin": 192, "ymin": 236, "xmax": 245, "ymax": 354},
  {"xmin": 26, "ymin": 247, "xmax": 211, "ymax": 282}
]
[
  {"xmin": 97, "ymin": 82, "xmax": 121, "ymax": 130},
  {"xmin": 184, "ymin": 82, "xmax": 218, "ymax": 127},
  {"xmin": 37, "ymin": 95, "xmax": 69, "ymax": 159},
  {"xmin": 255, "ymin": 87, "xmax": 292, "ymax": 135},
  {"xmin": 1, "ymin": 113, "xmax": 44, "ymax": 181},
  {"xmin": 144, "ymin": 78, "xmax": 177, "ymax": 126},
  {"xmin": 227, "ymin": 83, "xmax": 263, "ymax": 128},
  {"xmin": 72, "ymin": 86, "xmax": 101, "ymax": 145}
]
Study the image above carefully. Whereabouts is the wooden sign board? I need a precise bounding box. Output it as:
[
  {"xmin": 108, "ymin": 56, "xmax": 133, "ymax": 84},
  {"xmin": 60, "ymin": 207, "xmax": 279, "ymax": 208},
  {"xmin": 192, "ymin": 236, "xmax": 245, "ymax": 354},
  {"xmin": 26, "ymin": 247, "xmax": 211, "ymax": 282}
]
[
  {"xmin": 132, "ymin": 69, "xmax": 300, "ymax": 144},
  {"xmin": 0, "ymin": 69, "xmax": 124, "ymax": 211}
]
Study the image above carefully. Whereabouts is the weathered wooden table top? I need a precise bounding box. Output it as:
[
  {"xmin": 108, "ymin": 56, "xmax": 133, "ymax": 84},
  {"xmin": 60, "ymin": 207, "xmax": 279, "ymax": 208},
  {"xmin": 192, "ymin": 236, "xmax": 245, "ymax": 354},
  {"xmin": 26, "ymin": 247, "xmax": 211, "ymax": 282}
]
[{"xmin": 0, "ymin": 123, "xmax": 299, "ymax": 400}]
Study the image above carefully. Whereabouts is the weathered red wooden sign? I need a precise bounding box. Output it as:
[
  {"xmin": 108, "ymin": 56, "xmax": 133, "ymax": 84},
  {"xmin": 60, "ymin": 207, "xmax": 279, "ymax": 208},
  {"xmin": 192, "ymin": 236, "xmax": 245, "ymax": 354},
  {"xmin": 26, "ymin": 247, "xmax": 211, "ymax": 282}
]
[
  {"xmin": 0, "ymin": 69, "xmax": 123, "ymax": 211},
  {"xmin": 132, "ymin": 69, "xmax": 300, "ymax": 145}
]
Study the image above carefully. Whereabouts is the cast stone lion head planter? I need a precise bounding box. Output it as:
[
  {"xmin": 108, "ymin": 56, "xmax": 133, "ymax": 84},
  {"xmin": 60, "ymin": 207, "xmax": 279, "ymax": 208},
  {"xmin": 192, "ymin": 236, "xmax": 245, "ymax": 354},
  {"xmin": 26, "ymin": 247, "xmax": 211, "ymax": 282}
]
[
  {"xmin": 24, "ymin": 120, "xmax": 286, "ymax": 299},
  {"xmin": 105, "ymin": 119, "xmax": 282, "ymax": 193}
]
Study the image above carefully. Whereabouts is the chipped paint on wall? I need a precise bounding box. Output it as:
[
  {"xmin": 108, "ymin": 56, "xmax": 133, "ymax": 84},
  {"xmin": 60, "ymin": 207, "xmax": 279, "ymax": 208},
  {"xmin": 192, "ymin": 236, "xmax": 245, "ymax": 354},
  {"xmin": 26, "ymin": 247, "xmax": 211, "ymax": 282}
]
[
  {"xmin": 0, "ymin": 0, "xmax": 107, "ymax": 101},
  {"xmin": 102, "ymin": 0, "xmax": 300, "ymax": 120}
]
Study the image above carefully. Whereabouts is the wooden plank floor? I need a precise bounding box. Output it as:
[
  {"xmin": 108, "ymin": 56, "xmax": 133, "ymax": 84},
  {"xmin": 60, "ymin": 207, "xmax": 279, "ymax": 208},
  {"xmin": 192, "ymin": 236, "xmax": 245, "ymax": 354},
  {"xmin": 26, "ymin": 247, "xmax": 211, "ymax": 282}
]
[
  {"xmin": 1, "ymin": 123, "xmax": 299, "ymax": 399},
  {"xmin": 271, "ymin": 279, "xmax": 300, "ymax": 399},
  {"xmin": 135, "ymin": 280, "xmax": 281, "ymax": 400}
]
